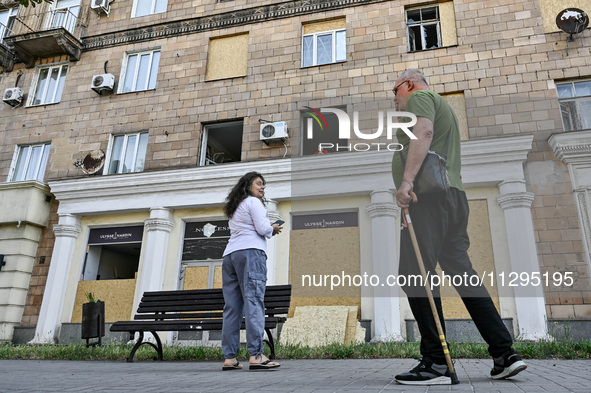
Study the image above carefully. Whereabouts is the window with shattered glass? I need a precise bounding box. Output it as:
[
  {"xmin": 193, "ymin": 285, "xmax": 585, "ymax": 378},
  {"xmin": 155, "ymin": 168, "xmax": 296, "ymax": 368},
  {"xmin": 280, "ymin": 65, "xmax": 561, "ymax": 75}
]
[
  {"xmin": 406, "ymin": 6, "xmax": 441, "ymax": 52},
  {"xmin": 556, "ymin": 81, "xmax": 591, "ymax": 132}
]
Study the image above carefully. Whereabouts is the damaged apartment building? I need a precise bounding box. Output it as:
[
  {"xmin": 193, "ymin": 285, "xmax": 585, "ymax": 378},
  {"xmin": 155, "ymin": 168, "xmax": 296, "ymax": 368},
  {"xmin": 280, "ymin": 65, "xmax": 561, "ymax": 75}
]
[{"xmin": 0, "ymin": 0, "xmax": 590, "ymax": 346}]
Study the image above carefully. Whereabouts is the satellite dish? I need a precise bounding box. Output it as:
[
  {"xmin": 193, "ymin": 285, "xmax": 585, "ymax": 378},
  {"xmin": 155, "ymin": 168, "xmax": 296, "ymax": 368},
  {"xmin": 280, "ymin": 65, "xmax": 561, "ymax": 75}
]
[
  {"xmin": 556, "ymin": 8, "xmax": 589, "ymax": 42},
  {"xmin": 80, "ymin": 150, "xmax": 105, "ymax": 175}
]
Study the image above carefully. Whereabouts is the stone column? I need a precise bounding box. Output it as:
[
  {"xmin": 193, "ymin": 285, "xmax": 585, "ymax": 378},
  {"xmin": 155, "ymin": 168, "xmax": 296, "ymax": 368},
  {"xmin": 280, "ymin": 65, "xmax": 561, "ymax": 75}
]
[
  {"xmin": 497, "ymin": 180, "xmax": 549, "ymax": 340},
  {"xmin": 30, "ymin": 214, "xmax": 81, "ymax": 344},
  {"xmin": 136, "ymin": 208, "xmax": 174, "ymax": 299},
  {"xmin": 266, "ymin": 199, "xmax": 280, "ymax": 285},
  {"xmin": 366, "ymin": 190, "xmax": 403, "ymax": 341}
]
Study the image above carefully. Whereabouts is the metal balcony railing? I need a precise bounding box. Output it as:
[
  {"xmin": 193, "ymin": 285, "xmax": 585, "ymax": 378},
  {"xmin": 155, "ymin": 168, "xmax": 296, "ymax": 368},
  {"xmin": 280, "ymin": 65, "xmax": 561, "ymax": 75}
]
[{"xmin": 10, "ymin": 8, "xmax": 79, "ymax": 37}]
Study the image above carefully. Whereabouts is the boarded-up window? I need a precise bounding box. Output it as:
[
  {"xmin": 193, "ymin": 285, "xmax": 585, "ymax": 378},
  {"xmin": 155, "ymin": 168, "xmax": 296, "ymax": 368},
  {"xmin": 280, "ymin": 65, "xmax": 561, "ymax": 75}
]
[
  {"xmin": 206, "ymin": 33, "xmax": 249, "ymax": 80},
  {"xmin": 439, "ymin": 1, "xmax": 458, "ymax": 47},
  {"xmin": 442, "ymin": 92, "xmax": 469, "ymax": 140}
]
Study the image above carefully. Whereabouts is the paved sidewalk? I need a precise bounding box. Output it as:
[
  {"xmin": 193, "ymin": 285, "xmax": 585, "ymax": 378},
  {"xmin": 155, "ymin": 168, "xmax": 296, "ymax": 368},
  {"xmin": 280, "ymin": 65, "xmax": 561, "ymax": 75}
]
[{"xmin": 2, "ymin": 358, "xmax": 590, "ymax": 392}]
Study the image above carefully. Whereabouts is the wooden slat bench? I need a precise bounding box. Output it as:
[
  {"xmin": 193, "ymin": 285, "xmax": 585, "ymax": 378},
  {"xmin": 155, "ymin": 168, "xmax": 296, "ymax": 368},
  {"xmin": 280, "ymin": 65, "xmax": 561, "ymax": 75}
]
[{"xmin": 110, "ymin": 284, "xmax": 291, "ymax": 362}]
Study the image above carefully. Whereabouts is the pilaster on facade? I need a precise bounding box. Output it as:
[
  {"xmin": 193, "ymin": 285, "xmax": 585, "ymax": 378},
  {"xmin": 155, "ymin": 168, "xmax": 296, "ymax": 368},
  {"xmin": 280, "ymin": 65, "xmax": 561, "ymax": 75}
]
[
  {"xmin": 496, "ymin": 182, "xmax": 548, "ymax": 340},
  {"xmin": 266, "ymin": 199, "xmax": 281, "ymax": 285},
  {"xmin": 548, "ymin": 130, "xmax": 591, "ymax": 286},
  {"xmin": 29, "ymin": 214, "xmax": 81, "ymax": 344},
  {"xmin": 136, "ymin": 208, "xmax": 174, "ymax": 303},
  {"xmin": 366, "ymin": 190, "xmax": 403, "ymax": 342}
]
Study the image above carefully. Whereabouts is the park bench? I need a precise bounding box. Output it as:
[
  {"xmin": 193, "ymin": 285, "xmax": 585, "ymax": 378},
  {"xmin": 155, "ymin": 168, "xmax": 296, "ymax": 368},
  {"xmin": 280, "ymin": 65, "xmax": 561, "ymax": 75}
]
[{"xmin": 110, "ymin": 284, "xmax": 292, "ymax": 362}]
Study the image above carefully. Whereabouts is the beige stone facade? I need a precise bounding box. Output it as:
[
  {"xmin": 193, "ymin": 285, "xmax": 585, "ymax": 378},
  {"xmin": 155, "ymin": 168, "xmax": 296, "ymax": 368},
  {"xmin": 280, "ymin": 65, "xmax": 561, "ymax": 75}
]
[{"xmin": 1, "ymin": 0, "xmax": 591, "ymax": 342}]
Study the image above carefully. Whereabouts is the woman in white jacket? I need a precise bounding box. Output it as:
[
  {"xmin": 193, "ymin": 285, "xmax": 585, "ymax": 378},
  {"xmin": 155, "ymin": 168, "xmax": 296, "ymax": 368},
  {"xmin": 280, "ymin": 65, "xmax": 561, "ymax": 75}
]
[{"xmin": 221, "ymin": 171, "xmax": 282, "ymax": 371}]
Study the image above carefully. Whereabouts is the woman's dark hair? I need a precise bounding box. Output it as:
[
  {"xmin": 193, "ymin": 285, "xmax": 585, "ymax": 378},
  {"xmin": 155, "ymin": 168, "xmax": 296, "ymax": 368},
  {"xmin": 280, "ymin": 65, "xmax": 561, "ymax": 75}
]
[{"xmin": 223, "ymin": 171, "xmax": 266, "ymax": 218}]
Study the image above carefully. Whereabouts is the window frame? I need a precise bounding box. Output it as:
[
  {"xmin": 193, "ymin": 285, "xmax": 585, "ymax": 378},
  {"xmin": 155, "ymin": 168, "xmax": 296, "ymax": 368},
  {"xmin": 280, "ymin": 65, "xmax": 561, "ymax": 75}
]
[
  {"xmin": 301, "ymin": 28, "xmax": 347, "ymax": 67},
  {"xmin": 0, "ymin": 7, "xmax": 18, "ymax": 43},
  {"xmin": 131, "ymin": 0, "xmax": 168, "ymax": 18},
  {"xmin": 406, "ymin": 5, "xmax": 442, "ymax": 52},
  {"xmin": 103, "ymin": 131, "xmax": 149, "ymax": 175},
  {"xmin": 556, "ymin": 79, "xmax": 591, "ymax": 132},
  {"xmin": 8, "ymin": 142, "xmax": 51, "ymax": 182},
  {"xmin": 199, "ymin": 121, "xmax": 244, "ymax": 166},
  {"xmin": 118, "ymin": 49, "xmax": 161, "ymax": 94},
  {"xmin": 46, "ymin": 0, "xmax": 80, "ymax": 34},
  {"xmin": 27, "ymin": 63, "xmax": 69, "ymax": 107}
]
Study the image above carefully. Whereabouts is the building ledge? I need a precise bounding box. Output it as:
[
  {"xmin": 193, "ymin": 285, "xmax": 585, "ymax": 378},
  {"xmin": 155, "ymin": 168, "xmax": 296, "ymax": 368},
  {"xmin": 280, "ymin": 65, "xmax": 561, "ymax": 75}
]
[
  {"xmin": 4, "ymin": 28, "xmax": 82, "ymax": 68},
  {"xmin": 48, "ymin": 135, "xmax": 534, "ymax": 216}
]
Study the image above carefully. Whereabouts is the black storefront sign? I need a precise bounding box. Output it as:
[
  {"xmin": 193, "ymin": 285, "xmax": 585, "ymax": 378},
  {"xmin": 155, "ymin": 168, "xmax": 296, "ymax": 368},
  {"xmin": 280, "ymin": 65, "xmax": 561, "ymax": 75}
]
[
  {"xmin": 88, "ymin": 226, "xmax": 144, "ymax": 245},
  {"xmin": 292, "ymin": 211, "xmax": 358, "ymax": 230},
  {"xmin": 183, "ymin": 220, "xmax": 230, "ymax": 261}
]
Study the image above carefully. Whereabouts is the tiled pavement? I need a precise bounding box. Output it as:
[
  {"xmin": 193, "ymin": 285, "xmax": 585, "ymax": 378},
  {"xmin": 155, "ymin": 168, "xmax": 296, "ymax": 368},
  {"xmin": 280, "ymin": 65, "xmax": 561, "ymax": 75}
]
[{"xmin": 2, "ymin": 358, "xmax": 590, "ymax": 392}]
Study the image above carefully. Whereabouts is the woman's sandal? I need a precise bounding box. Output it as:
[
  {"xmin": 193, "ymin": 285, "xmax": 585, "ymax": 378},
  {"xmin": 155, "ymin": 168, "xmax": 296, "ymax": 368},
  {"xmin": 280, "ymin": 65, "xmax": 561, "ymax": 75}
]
[
  {"xmin": 222, "ymin": 361, "xmax": 243, "ymax": 371},
  {"xmin": 249, "ymin": 359, "xmax": 280, "ymax": 370}
]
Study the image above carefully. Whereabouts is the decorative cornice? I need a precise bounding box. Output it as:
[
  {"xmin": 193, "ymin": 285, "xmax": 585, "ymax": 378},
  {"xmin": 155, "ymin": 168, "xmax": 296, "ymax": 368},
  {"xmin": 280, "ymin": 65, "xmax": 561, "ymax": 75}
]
[
  {"xmin": 53, "ymin": 224, "xmax": 82, "ymax": 238},
  {"xmin": 366, "ymin": 202, "xmax": 400, "ymax": 219},
  {"xmin": 496, "ymin": 192, "xmax": 535, "ymax": 210},
  {"xmin": 82, "ymin": 0, "xmax": 391, "ymax": 50},
  {"xmin": 144, "ymin": 218, "xmax": 174, "ymax": 233},
  {"xmin": 548, "ymin": 130, "xmax": 591, "ymax": 164}
]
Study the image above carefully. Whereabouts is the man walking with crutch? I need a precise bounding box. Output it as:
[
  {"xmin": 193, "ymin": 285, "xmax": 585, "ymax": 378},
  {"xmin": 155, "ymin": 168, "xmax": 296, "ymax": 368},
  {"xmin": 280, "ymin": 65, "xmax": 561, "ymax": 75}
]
[{"xmin": 391, "ymin": 69, "xmax": 527, "ymax": 385}]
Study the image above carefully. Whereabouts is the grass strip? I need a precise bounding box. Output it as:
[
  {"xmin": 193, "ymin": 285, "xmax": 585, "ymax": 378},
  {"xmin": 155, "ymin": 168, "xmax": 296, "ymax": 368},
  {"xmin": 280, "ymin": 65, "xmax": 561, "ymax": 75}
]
[{"xmin": 1, "ymin": 340, "xmax": 590, "ymax": 361}]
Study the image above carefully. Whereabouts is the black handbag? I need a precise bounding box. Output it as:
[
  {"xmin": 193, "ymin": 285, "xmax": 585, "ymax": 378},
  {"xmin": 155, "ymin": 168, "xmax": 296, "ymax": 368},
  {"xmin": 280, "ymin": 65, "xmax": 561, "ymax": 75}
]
[{"xmin": 399, "ymin": 127, "xmax": 451, "ymax": 195}]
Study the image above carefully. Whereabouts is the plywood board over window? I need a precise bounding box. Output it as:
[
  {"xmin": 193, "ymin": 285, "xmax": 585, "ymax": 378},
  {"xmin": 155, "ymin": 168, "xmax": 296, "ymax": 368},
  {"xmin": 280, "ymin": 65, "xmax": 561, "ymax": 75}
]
[
  {"xmin": 303, "ymin": 18, "xmax": 346, "ymax": 34},
  {"xmin": 439, "ymin": 1, "xmax": 458, "ymax": 47},
  {"xmin": 442, "ymin": 92, "xmax": 469, "ymax": 141},
  {"xmin": 206, "ymin": 33, "xmax": 249, "ymax": 80}
]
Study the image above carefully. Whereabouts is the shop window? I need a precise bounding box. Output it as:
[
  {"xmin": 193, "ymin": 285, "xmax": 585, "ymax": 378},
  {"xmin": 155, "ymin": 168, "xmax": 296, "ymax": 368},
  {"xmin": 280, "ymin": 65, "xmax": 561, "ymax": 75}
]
[
  {"xmin": 82, "ymin": 226, "xmax": 144, "ymax": 280},
  {"xmin": 206, "ymin": 33, "xmax": 249, "ymax": 80},
  {"xmin": 179, "ymin": 220, "xmax": 230, "ymax": 342},
  {"xmin": 9, "ymin": 143, "xmax": 51, "ymax": 182},
  {"xmin": 29, "ymin": 63, "xmax": 68, "ymax": 106},
  {"xmin": 301, "ymin": 106, "xmax": 348, "ymax": 155},
  {"xmin": 302, "ymin": 19, "xmax": 346, "ymax": 67},
  {"xmin": 104, "ymin": 132, "xmax": 149, "ymax": 174},
  {"xmin": 132, "ymin": 0, "xmax": 168, "ymax": 18},
  {"xmin": 119, "ymin": 49, "xmax": 161, "ymax": 93},
  {"xmin": 199, "ymin": 121, "xmax": 243, "ymax": 165},
  {"xmin": 556, "ymin": 80, "xmax": 591, "ymax": 132}
]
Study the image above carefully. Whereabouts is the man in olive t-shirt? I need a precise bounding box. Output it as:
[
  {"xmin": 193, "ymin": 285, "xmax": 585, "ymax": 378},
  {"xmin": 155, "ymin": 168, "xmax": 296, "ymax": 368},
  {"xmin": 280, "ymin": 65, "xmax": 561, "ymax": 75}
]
[{"xmin": 391, "ymin": 69, "xmax": 526, "ymax": 386}]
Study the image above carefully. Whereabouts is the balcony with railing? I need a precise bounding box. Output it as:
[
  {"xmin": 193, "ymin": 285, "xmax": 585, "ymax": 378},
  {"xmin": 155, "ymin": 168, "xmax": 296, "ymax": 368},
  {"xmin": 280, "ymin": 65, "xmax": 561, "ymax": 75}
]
[{"xmin": 3, "ymin": 6, "xmax": 83, "ymax": 68}]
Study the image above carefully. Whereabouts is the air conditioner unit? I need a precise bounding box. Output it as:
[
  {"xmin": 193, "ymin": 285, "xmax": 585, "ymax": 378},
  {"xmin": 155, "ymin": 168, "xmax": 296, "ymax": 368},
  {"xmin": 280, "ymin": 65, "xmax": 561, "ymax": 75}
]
[
  {"xmin": 91, "ymin": 73, "xmax": 115, "ymax": 94},
  {"xmin": 3, "ymin": 87, "xmax": 24, "ymax": 107},
  {"xmin": 260, "ymin": 121, "xmax": 288, "ymax": 143},
  {"xmin": 90, "ymin": 0, "xmax": 110, "ymax": 16}
]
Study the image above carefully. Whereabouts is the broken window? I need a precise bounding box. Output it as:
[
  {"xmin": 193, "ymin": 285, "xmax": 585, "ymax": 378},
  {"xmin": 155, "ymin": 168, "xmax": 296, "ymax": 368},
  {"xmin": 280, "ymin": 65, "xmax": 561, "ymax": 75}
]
[
  {"xmin": 406, "ymin": 6, "xmax": 441, "ymax": 52},
  {"xmin": 199, "ymin": 120, "xmax": 243, "ymax": 165}
]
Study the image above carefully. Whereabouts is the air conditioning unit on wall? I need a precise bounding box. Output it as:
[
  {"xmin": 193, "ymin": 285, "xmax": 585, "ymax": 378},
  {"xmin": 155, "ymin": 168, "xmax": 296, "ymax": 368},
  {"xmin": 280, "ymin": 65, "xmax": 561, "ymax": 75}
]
[
  {"xmin": 91, "ymin": 73, "xmax": 115, "ymax": 94},
  {"xmin": 3, "ymin": 87, "xmax": 24, "ymax": 107},
  {"xmin": 91, "ymin": 0, "xmax": 110, "ymax": 16},
  {"xmin": 260, "ymin": 121, "xmax": 288, "ymax": 144}
]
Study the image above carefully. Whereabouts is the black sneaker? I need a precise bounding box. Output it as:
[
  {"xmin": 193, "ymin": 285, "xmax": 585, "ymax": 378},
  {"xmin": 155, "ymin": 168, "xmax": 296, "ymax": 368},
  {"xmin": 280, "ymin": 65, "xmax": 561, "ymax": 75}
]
[
  {"xmin": 490, "ymin": 352, "xmax": 527, "ymax": 379},
  {"xmin": 395, "ymin": 358, "xmax": 452, "ymax": 385}
]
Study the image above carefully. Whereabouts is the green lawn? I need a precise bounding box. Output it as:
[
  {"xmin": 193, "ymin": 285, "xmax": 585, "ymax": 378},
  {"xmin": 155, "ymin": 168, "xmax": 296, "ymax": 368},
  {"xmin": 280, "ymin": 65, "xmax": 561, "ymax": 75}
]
[{"xmin": 1, "ymin": 340, "xmax": 590, "ymax": 361}]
